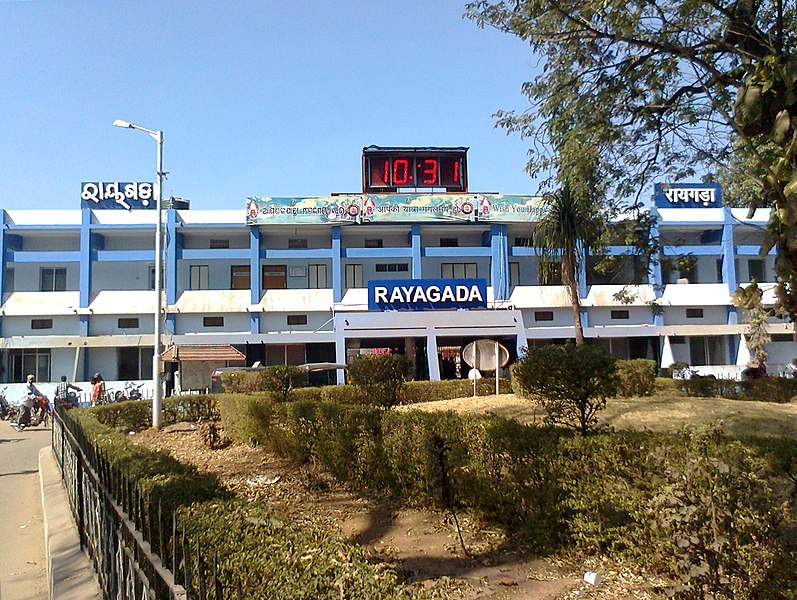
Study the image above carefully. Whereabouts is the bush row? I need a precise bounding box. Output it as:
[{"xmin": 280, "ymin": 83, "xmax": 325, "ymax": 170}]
[
  {"xmin": 86, "ymin": 396, "xmax": 220, "ymax": 431},
  {"xmin": 218, "ymin": 398, "xmax": 797, "ymax": 596},
  {"xmin": 70, "ymin": 404, "xmax": 434, "ymax": 599},
  {"xmin": 678, "ymin": 376, "xmax": 797, "ymax": 403}
]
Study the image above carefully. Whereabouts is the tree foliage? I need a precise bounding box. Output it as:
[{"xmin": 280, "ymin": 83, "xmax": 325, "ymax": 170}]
[
  {"xmin": 466, "ymin": 0, "xmax": 797, "ymax": 319},
  {"xmin": 732, "ymin": 280, "xmax": 772, "ymax": 366},
  {"xmin": 347, "ymin": 354, "xmax": 412, "ymax": 408},
  {"xmin": 511, "ymin": 343, "xmax": 618, "ymax": 434},
  {"xmin": 534, "ymin": 183, "xmax": 606, "ymax": 344}
]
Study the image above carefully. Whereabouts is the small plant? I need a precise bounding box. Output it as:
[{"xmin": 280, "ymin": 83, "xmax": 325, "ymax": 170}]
[
  {"xmin": 258, "ymin": 365, "xmax": 304, "ymax": 402},
  {"xmin": 616, "ymin": 359, "xmax": 657, "ymax": 397},
  {"xmin": 200, "ymin": 422, "xmax": 230, "ymax": 449},
  {"xmin": 512, "ymin": 343, "xmax": 618, "ymax": 434},
  {"xmin": 347, "ymin": 354, "xmax": 412, "ymax": 408}
]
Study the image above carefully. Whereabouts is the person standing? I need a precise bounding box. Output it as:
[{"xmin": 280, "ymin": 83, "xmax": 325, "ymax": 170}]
[
  {"xmin": 16, "ymin": 374, "xmax": 45, "ymax": 430},
  {"xmin": 54, "ymin": 375, "xmax": 82, "ymax": 409},
  {"xmin": 90, "ymin": 373, "xmax": 105, "ymax": 407}
]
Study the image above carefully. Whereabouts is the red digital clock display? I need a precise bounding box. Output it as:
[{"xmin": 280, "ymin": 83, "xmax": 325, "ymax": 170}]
[{"xmin": 363, "ymin": 146, "xmax": 468, "ymax": 193}]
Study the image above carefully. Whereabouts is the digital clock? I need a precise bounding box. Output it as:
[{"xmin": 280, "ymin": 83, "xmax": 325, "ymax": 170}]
[{"xmin": 362, "ymin": 146, "xmax": 468, "ymax": 193}]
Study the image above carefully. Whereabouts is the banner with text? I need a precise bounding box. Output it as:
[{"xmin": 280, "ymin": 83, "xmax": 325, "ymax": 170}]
[
  {"xmin": 368, "ymin": 278, "xmax": 488, "ymax": 311},
  {"xmin": 246, "ymin": 194, "xmax": 542, "ymax": 225},
  {"xmin": 654, "ymin": 183, "xmax": 722, "ymax": 208},
  {"xmin": 81, "ymin": 182, "xmax": 155, "ymax": 210}
]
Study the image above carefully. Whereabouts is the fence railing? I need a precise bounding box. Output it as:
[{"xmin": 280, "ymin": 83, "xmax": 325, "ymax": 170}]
[{"xmin": 51, "ymin": 407, "xmax": 241, "ymax": 600}]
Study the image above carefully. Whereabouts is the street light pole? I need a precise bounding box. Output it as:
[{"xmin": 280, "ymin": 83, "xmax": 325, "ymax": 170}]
[{"xmin": 113, "ymin": 119, "xmax": 165, "ymax": 429}]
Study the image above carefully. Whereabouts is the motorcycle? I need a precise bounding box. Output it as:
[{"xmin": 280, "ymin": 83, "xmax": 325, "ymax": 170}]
[
  {"xmin": 0, "ymin": 387, "xmax": 14, "ymax": 421},
  {"xmin": 11, "ymin": 396, "xmax": 50, "ymax": 431},
  {"xmin": 114, "ymin": 381, "xmax": 145, "ymax": 403}
]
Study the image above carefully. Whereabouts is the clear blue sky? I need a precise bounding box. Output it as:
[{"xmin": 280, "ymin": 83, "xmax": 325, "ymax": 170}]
[{"xmin": 1, "ymin": 0, "xmax": 540, "ymax": 211}]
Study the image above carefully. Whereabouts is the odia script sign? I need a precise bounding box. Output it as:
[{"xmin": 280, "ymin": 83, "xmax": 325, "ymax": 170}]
[{"xmin": 368, "ymin": 278, "xmax": 488, "ymax": 311}]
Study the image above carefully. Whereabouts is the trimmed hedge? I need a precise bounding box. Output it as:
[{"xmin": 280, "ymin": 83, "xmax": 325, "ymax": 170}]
[
  {"xmin": 178, "ymin": 501, "xmax": 426, "ymax": 599},
  {"xmin": 216, "ymin": 398, "xmax": 797, "ymax": 594},
  {"xmin": 401, "ymin": 378, "xmax": 512, "ymax": 404},
  {"xmin": 69, "ymin": 405, "xmax": 434, "ymax": 600},
  {"xmin": 217, "ymin": 393, "xmax": 275, "ymax": 446},
  {"xmin": 677, "ymin": 376, "xmax": 797, "ymax": 402},
  {"xmin": 616, "ymin": 359, "xmax": 657, "ymax": 397},
  {"xmin": 163, "ymin": 394, "xmax": 219, "ymax": 422}
]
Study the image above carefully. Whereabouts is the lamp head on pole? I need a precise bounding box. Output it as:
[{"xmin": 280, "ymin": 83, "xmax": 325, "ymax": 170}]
[{"xmin": 113, "ymin": 119, "xmax": 134, "ymax": 129}]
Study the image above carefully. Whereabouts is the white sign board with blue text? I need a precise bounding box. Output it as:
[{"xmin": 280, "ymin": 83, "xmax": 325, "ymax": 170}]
[
  {"xmin": 654, "ymin": 183, "xmax": 722, "ymax": 208},
  {"xmin": 368, "ymin": 279, "xmax": 488, "ymax": 311}
]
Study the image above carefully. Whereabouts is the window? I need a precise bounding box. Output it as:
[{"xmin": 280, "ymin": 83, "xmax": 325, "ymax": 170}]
[
  {"xmin": 514, "ymin": 237, "xmax": 531, "ymax": 247},
  {"xmin": 375, "ymin": 263, "xmax": 409, "ymax": 272},
  {"xmin": 534, "ymin": 310, "xmax": 554, "ymax": 322},
  {"xmin": 538, "ymin": 261, "xmax": 561, "ymax": 285},
  {"xmin": 772, "ymin": 333, "xmax": 793, "ymax": 342},
  {"xmin": 441, "ymin": 263, "xmax": 477, "ymax": 279},
  {"xmin": 364, "ymin": 239, "xmax": 383, "ymax": 248},
  {"xmin": 689, "ymin": 336, "xmax": 724, "ymax": 366},
  {"xmin": 748, "ymin": 259, "xmax": 765, "ymax": 282},
  {"xmin": 40, "ymin": 267, "xmax": 66, "ymax": 292},
  {"xmin": 308, "ymin": 264, "xmax": 328, "ymax": 288},
  {"xmin": 190, "ymin": 265, "xmax": 209, "ymax": 290},
  {"xmin": 118, "ymin": 347, "xmax": 153, "ymax": 380},
  {"xmin": 670, "ymin": 336, "xmax": 686, "ymax": 344},
  {"xmin": 678, "ymin": 261, "xmax": 698, "ymax": 283},
  {"xmin": 610, "ymin": 310, "xmax": 630, "ymax": 320},
  {"xmin": 287, "ymin": 314, "xmax": 308, "ymax": 326},
  {"xmin": 209, "ymin": 239, "xmax": 229, "ymax": 249},
  {"xmin": 440, "ymin": 238, "xmax": 459, "ymax": 247},
  {"xmin": 5, "ymin": 268, "xmax": 13, "ymax": 293},
  {"xmin": 9, "ymin": 349, "xmax": 50, "ymax": 383},
  {"xmin": 288, "ymin": 238, "xmax": 308, "ymax": 249},
  {"xmin": 686, "ymin": 308, "xmax": 704, "ymax": 319},
  {"xmin": 203, "ymin": 316, "xmax": 224, "ymax": 327},
  {"xmin": 148, "ymin": 264, "xmax": 165, "ymax": 290},
  {"xmin": 509, "ymin": 262, "xmax": 520, "ymax": 287},
  {"xmin": 231, "ymin": 265, "xmax": 250, "ymax": 290},
  {"xmin": 118, "ymin": 318, "xmax": 140, "ymax": 329},
  {"xmin": 31, "ymin": 318, "xmax": 53, "ymax": 330},
  {"xmin": 345, "ymin": 264, "xmax": 364, "ymax": 288},
  {"xmin": 716, "ymin": 259, "xmax": 724, "ymax": 283}
]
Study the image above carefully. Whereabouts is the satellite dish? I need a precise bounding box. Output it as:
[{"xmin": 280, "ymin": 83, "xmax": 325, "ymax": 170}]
[{"xmin": 462, "ymin": 339, "xmax": 510, "ymax": 371}]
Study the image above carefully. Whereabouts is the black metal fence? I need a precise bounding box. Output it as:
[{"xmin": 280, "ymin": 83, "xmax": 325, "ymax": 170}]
[{"xmin": 51, "ymin": 406, "xmax": 242, "ymax": 600}]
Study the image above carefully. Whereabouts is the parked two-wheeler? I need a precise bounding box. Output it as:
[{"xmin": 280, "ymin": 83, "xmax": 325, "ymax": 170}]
[
  {"xmin": 10, "ymin": 396, "xmax": 50, "ymax": 431},
  {"xmin": 0, "ymin": 387, "xmax": 14, "ymax": 421}
]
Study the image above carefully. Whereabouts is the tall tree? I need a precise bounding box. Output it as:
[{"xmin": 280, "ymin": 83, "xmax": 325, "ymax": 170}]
[
  {"xmin": 466, "ymin": 1, "xmax": 797, "ymax": 319},
  {"xmin": 534, "ymin": 183, "xmax": 605, "ymax": 345}
]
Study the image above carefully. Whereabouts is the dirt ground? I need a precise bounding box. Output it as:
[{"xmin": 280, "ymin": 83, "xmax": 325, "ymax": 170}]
[{"xmin": 131, "ymin": 395, "xmax": 680, "ymax": 599}]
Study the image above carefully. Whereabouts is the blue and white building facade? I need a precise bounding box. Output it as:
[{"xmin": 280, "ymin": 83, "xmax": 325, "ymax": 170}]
[{"xmin": 0, "ymin": 180, "xmax": 794, "ymax": 391}]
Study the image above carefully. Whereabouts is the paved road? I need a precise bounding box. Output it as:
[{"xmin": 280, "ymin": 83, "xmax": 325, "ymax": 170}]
[{"xmin": 0, "ymin": 421, "xmax": 50, "ymax": 600}]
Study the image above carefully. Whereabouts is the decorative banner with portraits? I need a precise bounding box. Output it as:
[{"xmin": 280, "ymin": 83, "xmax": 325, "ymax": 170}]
[{"xmin": 245, "ymin": 193, "xmax": 543, "ymax": 225}]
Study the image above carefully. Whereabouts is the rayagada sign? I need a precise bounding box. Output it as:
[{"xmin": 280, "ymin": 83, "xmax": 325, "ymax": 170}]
[{"xmin": 368, "ymin": 278, "xmax": 487, "ymax": 311}]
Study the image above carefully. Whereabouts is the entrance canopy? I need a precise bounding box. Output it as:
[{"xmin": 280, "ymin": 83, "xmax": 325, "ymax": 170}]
[{"xmin": 161, "ymin": 344, "xmax": 245, "ymax": 363}]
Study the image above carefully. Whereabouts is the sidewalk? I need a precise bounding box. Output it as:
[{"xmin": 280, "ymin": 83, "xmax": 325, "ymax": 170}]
[{"xmin": 38, "ymin": 447, "xmax": 101, "ymax": 600}]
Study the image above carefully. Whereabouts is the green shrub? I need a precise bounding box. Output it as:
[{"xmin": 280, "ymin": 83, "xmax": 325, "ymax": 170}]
[
  {"xmin": 401, "ymin": 378, "xmax": 512, "ymax": 404},
  {"xmin": 89, "ymin": 400, "xmax": 151, "ymax": 430},
  {"xmin": 258, "ymin": 365, "xmax": 304, "ymax": 401},
  {"xmin": 178, "ymin": 500, "xmax": 429, "ymax": 600},
  {"xmin": 512, "ymin": 343, "xmax": 618, "ymax": 434},
  {"xmin": 347, "ymin": 354, "xmax": 412, "ymax": 408},
  {"xmin": 655, "ymin": 377, "xmax": 681, "ymax": 395},
  {"xmin": 320, "ymin": 384, "xmax": 364, "ymax": 404},
  {"xmin": 221, "ymin": 370, "xmax": 264, "ymax": 394},
  {"xmin": 70, "ymin": 409, "xmax": 224, "ymax": 512},
  {"xmin": 163, "ymin": 394, "xmax": 219, "ymax": 422},
  {"xmin": 616, "ymin": 359, "xmax": 657, "ymax": 397},
  {"xmin": 678, "ymin": 376, "xmax": 720, "ymax": 398},
  {"xmin": 647, "ymin": 428, "xmax": 791, "ymax": 598},
  {"xmin": 749, "ymin": 377, "xmax": 797, "ymax": 403},
  {"xmin": 288, "ymin": 387, "xmax": 324, "ymax": 403},
  {"xmin": 217, "ymin": 393, "xmax": 275, "ymax": 446}
]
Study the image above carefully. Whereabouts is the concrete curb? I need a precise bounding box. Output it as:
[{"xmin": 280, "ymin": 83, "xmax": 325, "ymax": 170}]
[{"xmin": 39, "ymin": 447, "xmax": 102, "ymax": 600}]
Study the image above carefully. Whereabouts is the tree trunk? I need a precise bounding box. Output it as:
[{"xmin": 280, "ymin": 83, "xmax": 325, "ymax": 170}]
[{"xmin": 562, "ymin": 253, "xmax": 585, "ymax": 345}]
